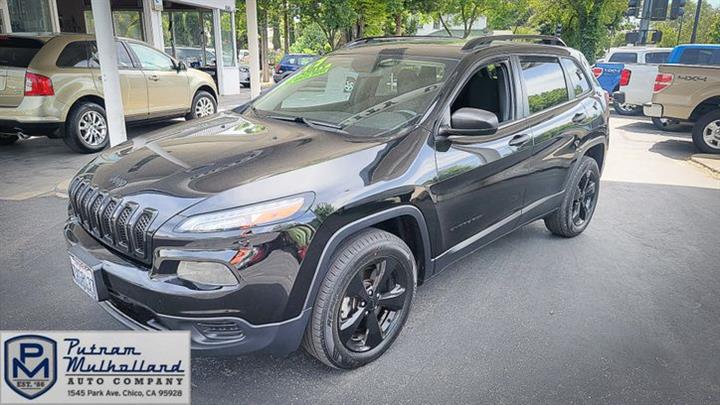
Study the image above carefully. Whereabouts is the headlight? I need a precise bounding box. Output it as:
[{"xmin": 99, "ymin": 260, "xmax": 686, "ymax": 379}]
[
  {"xmin": 176, "ymin": 193, "xmax": 313, "ymax": 233},
  {"xmin": 177, "ymin": 261, "xmax": 238, "ymax": 286}
]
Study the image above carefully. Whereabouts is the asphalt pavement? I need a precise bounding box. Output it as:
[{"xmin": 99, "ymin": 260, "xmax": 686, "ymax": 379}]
[{"xmin": 1, "ymin": 114, "xmax": 719, "ymax": 404}]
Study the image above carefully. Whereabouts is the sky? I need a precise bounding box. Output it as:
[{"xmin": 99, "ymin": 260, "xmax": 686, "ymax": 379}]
[{"xmin": 708, "ymin": 0, "xmax": 720, "ymax": 8}]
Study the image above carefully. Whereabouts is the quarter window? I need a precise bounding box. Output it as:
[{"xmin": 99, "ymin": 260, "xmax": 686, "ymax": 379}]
[
  {"xmin": 561, "ymin": 58, "xmax": 591, "ymax": 98},
  {"xmin": 57, "ymin": 42, "xmax": 93, "ymax": 68},
  {"xmin": 127, "ymin": 43, "xmax": 175, "ymax": 71},
  {"xmin": 520, "ymin": 57, "xmax": 569, "ymax": 114}
]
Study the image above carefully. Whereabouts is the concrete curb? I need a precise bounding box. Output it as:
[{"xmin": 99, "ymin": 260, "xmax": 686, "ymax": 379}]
[
  {"xmin": 690, "ymin": 154, "xmax": 720, "ymax": 175},
  {"xmin": 54, "ymin": 178, "xmax": 71, "ymax": 199}
]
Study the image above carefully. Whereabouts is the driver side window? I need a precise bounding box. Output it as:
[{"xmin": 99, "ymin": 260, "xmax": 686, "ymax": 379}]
[
  {"xmin": 451, "ymin": 61, "xmax": 513, "ymax": 124},
  {"xmin": 127, "ymin": 42, "xmax": 175, "ymax": 71}
]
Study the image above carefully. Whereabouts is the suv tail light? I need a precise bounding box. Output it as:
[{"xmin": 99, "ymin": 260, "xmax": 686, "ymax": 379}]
[
  {"xmin": 592, "ymin": 67, "xmax": 603, "ymax": 78},
  {"xmin": 24, "ymin": 72, "xmax": 54, "ymax": 96},
  {"xmin": 653, "ymin": 73, "xmax": 673, "ymax": 93},
  {"xmin": 619, "ymin": 69, "xmax": 631, "ymax": 86}
]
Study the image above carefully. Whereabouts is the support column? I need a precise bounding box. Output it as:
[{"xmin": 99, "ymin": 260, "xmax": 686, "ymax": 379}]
[
  {"xmin": 142, "ymin": 0, "xmax": 164, "ymax": 50},
  {"xmin": 90, "ymin": 0, "xmax": 127, "ymax": 147},
  {"xmin": 212, "ymin": 9, "xmax": 225, "ymax": 95},
  {"xmin": 246, "ymin": 0, "xmax": 261, "ymax": 98}
]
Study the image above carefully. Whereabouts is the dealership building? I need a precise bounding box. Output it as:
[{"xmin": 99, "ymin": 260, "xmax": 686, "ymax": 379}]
[{"xmin": 0, "ymin": 0, "xmax": 241, "ymax": 95}]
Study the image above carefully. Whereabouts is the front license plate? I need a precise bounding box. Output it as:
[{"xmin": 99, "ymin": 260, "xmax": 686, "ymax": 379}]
[{"xmin": 70, "ymin": 253, "xmax": 100, "ymax": 301}]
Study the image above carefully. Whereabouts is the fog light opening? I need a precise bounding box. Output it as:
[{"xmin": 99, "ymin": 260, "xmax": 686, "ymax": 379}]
[{"xmin": 176, "ymin": 261, "xmax": 239, "ymax": 286}]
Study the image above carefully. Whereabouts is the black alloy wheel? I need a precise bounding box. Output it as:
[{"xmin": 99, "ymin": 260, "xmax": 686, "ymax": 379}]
[
  {"xmin": 303, "ymin": 228, "xmax": 416, "ymax": 369},
  {"xmin": 337, "ymin": 257, "xmax": 410, "ymax": 353},
  {"xmin": 544, "ymin": 156, "xmax": 601, "ymax": 237}
]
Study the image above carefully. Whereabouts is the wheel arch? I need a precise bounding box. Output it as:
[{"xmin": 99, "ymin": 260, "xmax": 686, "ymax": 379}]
[
  {"xmin": 584, "ymin": 142, "xmax": 606, "ymax": 172},
  {"xmin": 689, "ymin": 96, "xmax": 720, "ymax": 122},
  {"xmin": 63, "ymin": 94, "xmax": 105, "ymax": 123},
  {"xmin": 300, "ymin": 205, "xmax": 433, "ymax": 314},
  {"xmin": 194, "ymin": 85, "xmax": 217, "ymax": 102}
]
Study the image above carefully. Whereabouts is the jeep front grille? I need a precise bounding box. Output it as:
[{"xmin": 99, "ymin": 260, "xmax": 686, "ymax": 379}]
[{"xmin": 69, "ymin": 177, "xmax": 157, "ymax": 263}]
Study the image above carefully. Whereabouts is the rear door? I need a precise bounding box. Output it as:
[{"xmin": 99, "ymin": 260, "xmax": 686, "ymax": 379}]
[
  {"xmin": 126, "ymin": 42, "xmax": 189, "ymax": 116},
  {"xmin": 0, "ymin": 36, "xmax": 44, "ymax": 107},
  {"xmin": 520, "ymin": 56, "xmax": 590, "ymax": 215},
  {"xmin": 88, "ymin": 41, "xmax": 149, "ymax": 119}
]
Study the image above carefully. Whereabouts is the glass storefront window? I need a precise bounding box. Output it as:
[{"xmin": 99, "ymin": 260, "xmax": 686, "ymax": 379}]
[
  {"xmin": 162, "ymin": 10, "xmax": 215, "ymax": 68},
  {"xmin": 220, "ymin": 11, "xmax": 235, "ymax": 67},
  {"xmin": 203, "ymin": 13, "xmax": 215, "ymax": 65},
  {"xmin": 8, "ymin": 0, "xmax": 53, "ymax": 32},
  {"xmin": 84, "ymin": 10, "xmax": 144, "ymax": 41}
]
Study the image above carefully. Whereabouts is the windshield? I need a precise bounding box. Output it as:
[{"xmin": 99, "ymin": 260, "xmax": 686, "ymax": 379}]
[{"xmin": 250, "ymin": 52, "xmax": 458, "ymax": 137}]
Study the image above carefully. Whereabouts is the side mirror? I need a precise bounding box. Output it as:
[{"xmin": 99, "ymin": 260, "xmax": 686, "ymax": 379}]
[
  {"xmin": 176, "ymin": 61, "xmax": 187, "ymax": 71},
  {"xmin": 439, "ymin": 107, "xmax": 499, "ymax": 137}
]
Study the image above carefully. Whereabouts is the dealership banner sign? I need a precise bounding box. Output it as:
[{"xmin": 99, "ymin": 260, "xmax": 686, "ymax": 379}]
[{"xmin": 0, "ymin": 331, "xmax": 190, "ymax": 404}]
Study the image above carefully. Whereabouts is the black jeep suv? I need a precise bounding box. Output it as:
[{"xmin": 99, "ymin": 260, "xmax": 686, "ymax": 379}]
[{"xmin": 65, "ymin": 35, "xmax": 609, "ymax": 369}]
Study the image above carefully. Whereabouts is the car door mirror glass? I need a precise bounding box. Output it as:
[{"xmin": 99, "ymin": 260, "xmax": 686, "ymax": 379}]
[
  {"xmin": 177, "ymin": 61, "xmax": 187, "ymax": 71},
  {"xmin": 442, "ymin": 107, "xmax": 499, "ymax": 137}
]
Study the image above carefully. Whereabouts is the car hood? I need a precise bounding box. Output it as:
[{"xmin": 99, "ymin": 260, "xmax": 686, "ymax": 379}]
[{"xmin": 79, "ymin": 111, "xmax": 381, "ymax": 202}]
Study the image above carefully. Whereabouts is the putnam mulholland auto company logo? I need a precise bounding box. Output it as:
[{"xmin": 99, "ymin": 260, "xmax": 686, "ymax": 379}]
[
  {"xmin": 1, "ymin": 331, "xmax": 190, "ymax": 404},
  {"xmin": 3, "ymin": 335, "xmax": 57, "ymax": 400}
]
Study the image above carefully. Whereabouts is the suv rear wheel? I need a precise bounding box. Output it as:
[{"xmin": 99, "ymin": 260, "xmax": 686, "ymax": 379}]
[
  {"xmin": 613, "ymin": 102, "xmax": 643, "ymax": 116},
  {"xmin": 303, "ymin": 228, "xmax": 416, "ymax": 369},
  {"xmin": 544, "ymin": 156, "xmax": 600, "ymax": 238},
  {"xmin": 652, "ymin": 117, "xmax": 684, "ymax": 132},
  {"xmin": 692, "ymin": 109, "xmax": 720, "ymax": 154},
  {"xmin": 64, "ymin": 101, "xmax": 109, "ymax": 153},
  {"xmin": 186, "ymin": 90, "xmax": 217, "ymax": 120}
]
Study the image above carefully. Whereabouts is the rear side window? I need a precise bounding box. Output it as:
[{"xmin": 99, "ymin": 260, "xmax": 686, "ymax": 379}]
[
  {"xmin": 87, "ymin": 42, "xmax": 135, "ymax": 69},
  {"xmin": 678, "ymin": 48, "xmax": 720, "ymax": 66},
  {"xmin": 645, "ymin": 52, "xmax": 669, "ymax": 64},
  {"xmin": 57, "ymin": 42, "xmax": 93, "ymax": 68},
  {"xmin": 561, "ymin": 58, "xmax": 591, "ymax": 97},
  {"xmin": 0, "ymin": 37, "xmax": 43, "ymax": 68},
  {"xmin": 608, "ymin": 52, "xmax": 638, "ymax": 63},
  {"xmin": 520, "ymin": 57, "xmax": 570, "ymax": 114}
]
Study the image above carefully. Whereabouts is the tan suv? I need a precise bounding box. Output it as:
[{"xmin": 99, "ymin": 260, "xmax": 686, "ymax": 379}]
[{"xmin": 0, "ymin": 34, "xmax": 218, "ymax": 153}]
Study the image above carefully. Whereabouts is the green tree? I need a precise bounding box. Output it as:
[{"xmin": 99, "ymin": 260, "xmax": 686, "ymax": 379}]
[{"xmin": 296, "ymin": 0, "xmax": 357, "ymax": 49}]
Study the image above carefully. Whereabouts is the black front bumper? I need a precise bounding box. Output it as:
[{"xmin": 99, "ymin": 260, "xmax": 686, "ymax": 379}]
[
  {"xmin": 64, "ymin": 220, "xmax": 311, "ymax": 356},
  {"xmin": 0, "ymin": 120, "xmax": 61, "ymax": 137}
]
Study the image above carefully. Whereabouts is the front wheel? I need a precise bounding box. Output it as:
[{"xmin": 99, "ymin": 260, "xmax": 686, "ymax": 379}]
[
  {"xmin": 652, "ymin": 117, "xmax": 684, "ymax": 132},
  {"xmin": 691, "ymin": 109, "xmax": 720, "ymax": 154},
  {"xmin": 544, "ymin": 156, "xmax": 601, "ymax": 238},
  {"xmin": 185, "ymin": 90, "xmax": 217, "ymax": 120},
  {"xmin": 302, "ymin": 228, "xmax": 416, "ymax": 369},
  {"xmin": 613, "ymin": 102, "xmax": 643, "ymax": 116}
]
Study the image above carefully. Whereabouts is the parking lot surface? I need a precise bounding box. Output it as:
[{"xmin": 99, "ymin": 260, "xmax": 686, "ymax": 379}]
[{"xmin": 1, "ymin": 113, "xmax": 719, "ymax": 403}]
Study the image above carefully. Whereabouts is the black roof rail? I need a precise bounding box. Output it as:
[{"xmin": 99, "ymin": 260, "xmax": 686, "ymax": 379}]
[
  {"xmin": 344, "ymin": 35, "xmax": 456, "ymax": 48},
  {"xmin": 462, "ymin": 35, "xmax": 567, "ymax": 51}
]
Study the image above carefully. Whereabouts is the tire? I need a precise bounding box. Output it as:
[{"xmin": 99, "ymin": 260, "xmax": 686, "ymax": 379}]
[
  {"xmin": 185, "ymin": 90, "xmax": 217, "ymax": 120},
  {"xmin": 0, "ymin": 134, "xmax": 19, "ymax": 146},
  {"xmin": 613, "ymin": 102, "xmax": 643, "ymax": 116},
  {"xmin": 652, "ymin": 117, "xmax": 684, "ymax": 132},
  {"xmin": 302, "ymin": 228, "xmax": 417, "ymax": 369},
  {"xmin": 241, "ymin": 83, "xmax": 250, "ymax": 88},
  {"xmin": 63, "ymin": 102, "xmax": 109, "ymax": 153},
  {"xmin": 544, "ymin": 156, "xmax": 601, "ymax": 238},
  {"xmin": 691, "ymin": 109, "xmax": 720, "ymax": 154}
]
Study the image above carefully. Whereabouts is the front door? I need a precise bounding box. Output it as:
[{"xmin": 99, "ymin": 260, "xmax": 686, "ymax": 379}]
[
  {"xmin": 430, "ymin": 59, "xmax": 532, "ymax": 265},
  {"xmin": 126, "ymin": 42, "xmax": 189, "ymax": 116}
]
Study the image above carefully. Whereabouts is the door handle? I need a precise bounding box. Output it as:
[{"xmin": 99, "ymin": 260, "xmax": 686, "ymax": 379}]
[
  {"xmin": 149, "ymin": 74, "xmax": 159, "ymax": 81},
  {"xmin": 572, "ymin": 112, "xmax": 586, "ymax": 123},
  {"xmin": 508, "ymin": 133, "xmax": 531, "ymax": 147}
]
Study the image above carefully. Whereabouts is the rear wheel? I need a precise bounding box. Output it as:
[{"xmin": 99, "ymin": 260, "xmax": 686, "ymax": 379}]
[
  {"xmin": 613, "ymin": 102, "xmax": 643, "ymax": 116},
  {"xmin": 652, "ymin": 117, "xmax": 684, "ymax": 132},
  {"xmin": 544, "ymin": 156, "xmax": 601, "ymax": 238},
  {"xmin": 0, "ymin": 134, "xmax": 19, "ymax": 146},
  {"xmin": 302, "ymin": 228, "xmax": 416, "ymax": 369},
  {"xmin": 692, "ymin": 109, "xmax": 720, "ymax": 154},
  {"xmin": 63, "ymin": 102, "xmax": 109, "ymax": 153},
  {"xmin": 186, "ymin": 90, "xmax": 217, "ymax": 120}
]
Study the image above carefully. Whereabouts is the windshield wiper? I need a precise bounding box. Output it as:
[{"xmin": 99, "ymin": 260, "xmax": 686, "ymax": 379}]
[{"xmin": 265, "ymin": 114, "xmax": 347, "ymax": 134}]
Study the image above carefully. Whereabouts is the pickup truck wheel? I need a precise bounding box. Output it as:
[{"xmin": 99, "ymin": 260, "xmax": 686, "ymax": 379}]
[
  {"xmin": 692, "ymin": 110, "xmax": 720, "ymax": 154},
  {"xmin": 613, "ymin": 102, "xmax": 643, "ymax": 116},
  {"xmin": 544, "ymin": 156, "xmax": 600, "ymax": 238},
  {"xmin": 652, "ymin": 117, "xmax": 684, "ymax": 132},
  {"xmin": 0, "ymin": 134, "xmax": 19, "ymax": 146},
  {"xmin": 302, "ymin": 228, "xmax": 416, "ymax": 369},
  {"xmin": 63, "ymin": 102, "xmax": 109, "ymax": 153}
]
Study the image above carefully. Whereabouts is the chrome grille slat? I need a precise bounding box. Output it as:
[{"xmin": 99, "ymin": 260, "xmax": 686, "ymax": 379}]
[{"xmin": 69, "ymin": 178, "xmax": 156, "ymax": 263}]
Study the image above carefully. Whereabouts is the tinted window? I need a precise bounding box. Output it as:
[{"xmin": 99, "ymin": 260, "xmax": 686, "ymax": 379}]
[
  {"xmin": 609, "ymin": 52, "xmax": 638, "ymax": 63},
  {"xmin": 0, "ymin": 37, "xmax": 43, "ymax": 68},
  {"xmin": 127, "ymin": 43, "xmax": 175, "ymax": 71},
  {"xmin": 520, "ymin": 57, "xmax": 570, "ymax": 114},
  {"xmin": 678, "ymin": 48, "xmax": 720, "ymax": 66},
  {"xmin": 87, "ymin": 42, "xmax": 134, "ymax": 69},
  {"xmin": 645, "ymin": 52, "xmax": 669, "ymax": 64},
  {"xmin": 561, "ymin": 58, "xmax": 591, "ymax": 97},
  {"xmin": 57, "ymin": 42, "xmax": 93, "ymax": 68}
]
